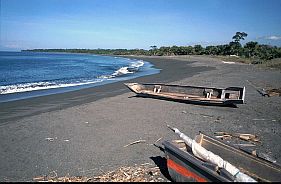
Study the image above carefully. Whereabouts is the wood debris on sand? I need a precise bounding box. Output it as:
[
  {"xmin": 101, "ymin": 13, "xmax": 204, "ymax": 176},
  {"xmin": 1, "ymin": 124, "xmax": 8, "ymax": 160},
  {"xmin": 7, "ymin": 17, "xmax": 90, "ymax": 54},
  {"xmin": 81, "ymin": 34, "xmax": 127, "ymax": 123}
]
[
  {"xmin": 91, "ymin": 163, "xmax": 164, "ymax": 182},
  {"xmin": 214, "ymin": 132, "xmax": 261, "ymax": 143},
  {"xmin": 33, "ymin": 171, "xmax": 91, "ymax": 182},
  {"xmin": 33, "ymin": 163, "xmax": 165, "ymax": 182},
  {"xmin": 266, "ymin": 87, "xmax": 281, "ymax": 97},
  {"xmin": 123, "ymin": 140, "xmax": 146, "ymax": 147}
]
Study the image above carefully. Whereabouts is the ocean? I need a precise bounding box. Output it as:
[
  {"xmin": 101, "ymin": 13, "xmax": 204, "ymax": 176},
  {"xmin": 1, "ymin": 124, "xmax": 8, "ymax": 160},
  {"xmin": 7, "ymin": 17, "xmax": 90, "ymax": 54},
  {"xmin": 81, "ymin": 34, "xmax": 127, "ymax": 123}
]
[{"xmin": 0, "ymin": 51, "xmax": 159, "ymax": 102}]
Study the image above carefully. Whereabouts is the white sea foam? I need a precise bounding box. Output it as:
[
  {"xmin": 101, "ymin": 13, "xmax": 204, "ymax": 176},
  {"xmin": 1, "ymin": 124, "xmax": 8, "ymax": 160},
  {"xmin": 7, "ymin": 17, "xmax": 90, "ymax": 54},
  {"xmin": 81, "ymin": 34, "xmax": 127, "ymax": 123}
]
[
  {"xmin": 131, "ymin": 60, "xmax": 144, "ymax": 68},
  {"xmin": 98, "ymin": 60, "xmax": 144, "ymax": 79},
  {"xmin": 112, "ymin": 67, "xmax": 134, "ymax": 76},
  {"xmin": 116, "ymin": 60, "xmax": 144, "ymax": 75},
  {"xmin": 0, "ymin": 80, "xmax": 103, "ymax": 94},
  {"xmin": 0, "ymin": 60, "xmax": 145, "ymax": 95}
]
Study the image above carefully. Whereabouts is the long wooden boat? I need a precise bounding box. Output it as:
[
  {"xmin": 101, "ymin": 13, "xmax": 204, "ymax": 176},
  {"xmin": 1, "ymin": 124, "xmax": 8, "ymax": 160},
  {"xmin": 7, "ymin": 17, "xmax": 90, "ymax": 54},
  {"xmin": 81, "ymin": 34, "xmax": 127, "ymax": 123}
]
[
  {"xmin": 124, "ymin": 83, "xmax": 245, "ymax": 106},
  {"xmin": 162, "ymin": 133, "xmax": 281, "ymax": 182}
]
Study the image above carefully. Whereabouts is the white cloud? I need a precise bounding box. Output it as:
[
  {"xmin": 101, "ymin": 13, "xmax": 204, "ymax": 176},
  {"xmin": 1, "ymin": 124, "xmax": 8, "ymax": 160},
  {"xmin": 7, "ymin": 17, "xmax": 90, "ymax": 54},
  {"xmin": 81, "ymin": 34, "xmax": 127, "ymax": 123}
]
[
  {"xmin": 265, "ymin": 36, "xmax": 281, "ymax": 40},
  {"xmin": 3, "ymin": 43, "xmax": 21, "ymax": 49},
  {"xmin": 0, "ymin": 40, "xmax": 33, "ymax": 50}
]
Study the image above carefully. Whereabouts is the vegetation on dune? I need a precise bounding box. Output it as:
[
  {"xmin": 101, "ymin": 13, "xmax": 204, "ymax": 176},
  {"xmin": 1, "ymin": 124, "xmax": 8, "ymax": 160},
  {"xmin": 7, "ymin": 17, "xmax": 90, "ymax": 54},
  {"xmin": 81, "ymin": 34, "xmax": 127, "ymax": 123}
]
[{"xmin": 23, "ymin": 32, "xmax": 281, "ymax": 66}]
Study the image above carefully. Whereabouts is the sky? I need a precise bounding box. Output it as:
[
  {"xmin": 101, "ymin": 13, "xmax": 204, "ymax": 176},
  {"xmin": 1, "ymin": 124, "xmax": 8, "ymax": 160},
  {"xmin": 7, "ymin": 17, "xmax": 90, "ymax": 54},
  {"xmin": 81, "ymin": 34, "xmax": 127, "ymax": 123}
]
[{"xmin": 0, "ymin": 0, "xmax": 281, "ymax": 51}]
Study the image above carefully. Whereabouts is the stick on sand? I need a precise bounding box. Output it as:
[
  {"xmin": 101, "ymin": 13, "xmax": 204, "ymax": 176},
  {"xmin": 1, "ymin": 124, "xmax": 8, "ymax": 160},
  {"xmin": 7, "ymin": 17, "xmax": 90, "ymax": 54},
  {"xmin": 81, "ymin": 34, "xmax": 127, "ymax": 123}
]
[{"xmin": 124, "ymin": 140, "xmax": 146, "ymax": 147}]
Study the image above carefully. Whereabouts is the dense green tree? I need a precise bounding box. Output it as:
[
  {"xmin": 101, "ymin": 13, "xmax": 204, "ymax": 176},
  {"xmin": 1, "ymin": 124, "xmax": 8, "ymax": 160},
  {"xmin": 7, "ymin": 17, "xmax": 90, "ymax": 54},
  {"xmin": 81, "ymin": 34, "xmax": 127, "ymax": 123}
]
[
  {"xmin": 23, "ymin": 32, "xmax": 281, "ymax": 63},
  {"xmin": 186, "ymin": 46, "xmax": 194, "ymax": 55},
  {"xmin": 150, "ymin": 45, "xmax": 158, "ymax": 55},
  {"xmin": 158, "ymin": 46, "xmax": 172, "ymax": 56},
  {"xmin": 229, "ymin": 32, "xmax": 248, "ymax": 56},
  {"xmin": 170, "ymin": 46, "xmax": 177, "ymax": 55},
  {"xmin": 194, "ymin": 45, "xmax": 204, "ymax": 55},
  {"xmin": 244, "ymin": 41, "xmax": 258, "ymax": 58},
  {"xmin": 205, "ymin": 46, "xmax": 219, "ymax": 55},
  {"xmin": 149, "ymin": 45, "xmax": 157, "ymax": 55},
  {"xmin": 216, "ymin": 44, "xmax": 231, "ymax": 55},
  {"xmin": 229, "ymin": 41, "xmax": 242, "ymax": 55},
  {"xmin": 232, "ymin": 32, "xmax": 248, "ymax": 43}
]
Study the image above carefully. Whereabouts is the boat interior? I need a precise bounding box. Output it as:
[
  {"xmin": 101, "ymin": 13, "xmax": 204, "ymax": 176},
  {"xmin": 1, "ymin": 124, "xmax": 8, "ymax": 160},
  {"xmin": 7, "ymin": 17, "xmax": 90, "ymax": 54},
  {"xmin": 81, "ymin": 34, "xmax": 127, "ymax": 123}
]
[
  {"xmin": 126, "ymin": 83, "xmax": 243, "ymax": 101},
  {"xmin": 168, "ymin": 133, "xmax": 281, "ymax": 182}
]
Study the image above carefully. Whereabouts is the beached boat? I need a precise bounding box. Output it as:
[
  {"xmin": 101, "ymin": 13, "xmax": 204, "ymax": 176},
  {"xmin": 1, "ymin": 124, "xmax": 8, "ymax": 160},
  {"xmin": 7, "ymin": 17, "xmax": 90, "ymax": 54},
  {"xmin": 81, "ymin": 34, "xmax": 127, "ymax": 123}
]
[
  {"xmin": 124, "ymin": 83, "xmax": 245, "ymax": 106},
  {"xmin": 162, "ymin": 132, "xmax": 281, "ymax": 182}
]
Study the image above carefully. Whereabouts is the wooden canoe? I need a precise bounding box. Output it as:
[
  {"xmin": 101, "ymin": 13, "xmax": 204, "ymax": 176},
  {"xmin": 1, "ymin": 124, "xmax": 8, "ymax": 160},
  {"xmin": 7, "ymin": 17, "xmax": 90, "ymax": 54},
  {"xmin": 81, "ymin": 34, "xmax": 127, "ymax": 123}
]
[
  {"xmin": 162, "ymin": 133, "xmax": 281, "ymax": 182},
  {"xmin": 124, "ymin": 83, "xmax": 245, "ymax": 106}
]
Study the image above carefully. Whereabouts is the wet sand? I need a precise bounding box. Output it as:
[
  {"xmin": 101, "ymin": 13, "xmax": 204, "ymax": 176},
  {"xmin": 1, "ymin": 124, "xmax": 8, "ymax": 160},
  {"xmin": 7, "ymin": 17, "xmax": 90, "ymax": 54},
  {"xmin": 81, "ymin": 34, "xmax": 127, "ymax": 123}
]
[{"xmin": 0, "ymin": 55, "xmax": 280, "ymax": 181}]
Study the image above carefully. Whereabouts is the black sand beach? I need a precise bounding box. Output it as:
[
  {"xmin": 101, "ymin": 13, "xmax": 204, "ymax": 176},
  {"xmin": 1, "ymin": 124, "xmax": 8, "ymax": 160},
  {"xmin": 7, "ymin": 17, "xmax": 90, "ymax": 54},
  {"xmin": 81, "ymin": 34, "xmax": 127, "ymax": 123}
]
[
  {"xmin": 0, "ymin": 55, "xmax": 280, "ymax": 181},
  {"xmin": 0, "ymin": 56, "xmax": 212, "ymax": 124}
]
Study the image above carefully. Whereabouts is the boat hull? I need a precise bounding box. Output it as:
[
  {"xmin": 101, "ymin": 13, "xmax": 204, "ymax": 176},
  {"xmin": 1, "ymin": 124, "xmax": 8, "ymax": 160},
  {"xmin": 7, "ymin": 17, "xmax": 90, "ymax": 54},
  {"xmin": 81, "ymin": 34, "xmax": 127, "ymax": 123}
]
[
  {"xmin": 162, "ymin": 133, "xmax": 281, "ymax": 182},
  {"xmin": 163, "ymin": 140, "xmax": 231, "ymax": 182},
  {"xmin": 136, "ymin": 92, "xmax": 242, "ymax": 106},
  {"xmin": 125, "ymin": 83, "xmax": 245, "ymax": 106}
]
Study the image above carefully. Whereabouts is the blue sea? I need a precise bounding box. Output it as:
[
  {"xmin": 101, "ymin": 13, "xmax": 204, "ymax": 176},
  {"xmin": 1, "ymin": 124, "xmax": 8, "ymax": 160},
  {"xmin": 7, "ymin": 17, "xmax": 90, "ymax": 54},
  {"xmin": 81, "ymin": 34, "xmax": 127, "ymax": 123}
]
[{"xmin": 0, "ymin": 51, "xmax": 159, "ymax": 102}]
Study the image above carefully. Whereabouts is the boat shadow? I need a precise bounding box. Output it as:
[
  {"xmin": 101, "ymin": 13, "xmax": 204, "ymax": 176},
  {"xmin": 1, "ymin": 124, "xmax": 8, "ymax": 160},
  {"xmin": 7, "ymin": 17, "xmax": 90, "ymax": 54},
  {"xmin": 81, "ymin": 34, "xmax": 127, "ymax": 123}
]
[
  {"xmin": 150, "ymin": 156, "xmax": 173, "ymax": 182},
  {"xmin": 128, "ymin": 95, "xmax": 238, "ymax": 108}
]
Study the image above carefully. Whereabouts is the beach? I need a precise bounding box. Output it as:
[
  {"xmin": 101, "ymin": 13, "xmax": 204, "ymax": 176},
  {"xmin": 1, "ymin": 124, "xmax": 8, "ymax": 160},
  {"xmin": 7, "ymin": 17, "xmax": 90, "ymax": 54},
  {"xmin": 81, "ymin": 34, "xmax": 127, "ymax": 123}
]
[{"xmin": 0, "ymin": 55, "xmax": 280, "ymax": 181}]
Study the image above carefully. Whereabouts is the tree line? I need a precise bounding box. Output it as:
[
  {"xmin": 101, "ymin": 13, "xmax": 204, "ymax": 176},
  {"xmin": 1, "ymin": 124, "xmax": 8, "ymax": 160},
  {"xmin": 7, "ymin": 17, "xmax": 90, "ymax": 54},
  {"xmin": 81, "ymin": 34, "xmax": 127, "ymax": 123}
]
[{"xmin": 23, "ymin": 32, "xmax": 281, "ymax": 61}]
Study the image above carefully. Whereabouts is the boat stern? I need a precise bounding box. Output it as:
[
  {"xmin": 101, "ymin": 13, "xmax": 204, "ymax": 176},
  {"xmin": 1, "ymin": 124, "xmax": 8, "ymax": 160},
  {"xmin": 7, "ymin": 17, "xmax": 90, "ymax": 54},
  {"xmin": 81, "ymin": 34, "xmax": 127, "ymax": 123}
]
[
  {"xmin": 124, "ymin": 83, "xmax": 143, "ymax": 94},
  {"xmin": 162, "ymin": 140, "xmax": 230, "ymax": 182},
  {"xmin": 242, "ymin": 86, "xmax": 246, "ymax": 103}
]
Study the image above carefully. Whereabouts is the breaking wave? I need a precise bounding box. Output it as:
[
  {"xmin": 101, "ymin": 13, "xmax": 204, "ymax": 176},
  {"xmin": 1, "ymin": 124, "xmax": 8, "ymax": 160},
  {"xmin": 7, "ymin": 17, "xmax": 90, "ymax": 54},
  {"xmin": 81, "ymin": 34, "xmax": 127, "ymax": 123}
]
[
  {"xmin": 0, "ymin": 60, "xmax": 145, "ymax": 95},
  {"xmin": 98, "ymin": 60, "xmax": 144, "ymax": 79},
  {"xmin": 0, "ymin": 80, "xmax": 103, "ymax": 94}
]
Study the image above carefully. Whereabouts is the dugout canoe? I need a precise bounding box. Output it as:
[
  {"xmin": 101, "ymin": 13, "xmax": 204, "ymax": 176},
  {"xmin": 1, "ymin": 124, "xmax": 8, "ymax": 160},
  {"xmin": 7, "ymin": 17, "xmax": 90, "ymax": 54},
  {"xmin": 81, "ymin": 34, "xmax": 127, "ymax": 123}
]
[
  {"xmin": 162, "ymin": 132, "xmax": 281, "ymax": 182},
  {"xmin": 124, "ymin": 83, "xmax": 245, "ymax": 106}
]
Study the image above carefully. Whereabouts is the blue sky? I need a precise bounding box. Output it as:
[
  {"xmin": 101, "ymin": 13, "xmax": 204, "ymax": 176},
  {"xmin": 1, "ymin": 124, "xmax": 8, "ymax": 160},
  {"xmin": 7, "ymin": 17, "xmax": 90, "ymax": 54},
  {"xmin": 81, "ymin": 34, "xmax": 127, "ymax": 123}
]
[{"xmin": 1, "ymin": 0, "xmax": 281, "ymax": 51}]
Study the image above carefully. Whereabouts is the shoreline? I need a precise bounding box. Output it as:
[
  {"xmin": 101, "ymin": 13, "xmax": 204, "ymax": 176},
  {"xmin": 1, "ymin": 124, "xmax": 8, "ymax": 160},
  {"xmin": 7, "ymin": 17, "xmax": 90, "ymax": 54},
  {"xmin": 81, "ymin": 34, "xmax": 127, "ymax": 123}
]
[
  {"xmin": 0, "ymin": 55, "xmax": 280, "ymax": 182},
  {"xmin": 0, "ymin": 56, "xmax": 213, "ymax": 123}
]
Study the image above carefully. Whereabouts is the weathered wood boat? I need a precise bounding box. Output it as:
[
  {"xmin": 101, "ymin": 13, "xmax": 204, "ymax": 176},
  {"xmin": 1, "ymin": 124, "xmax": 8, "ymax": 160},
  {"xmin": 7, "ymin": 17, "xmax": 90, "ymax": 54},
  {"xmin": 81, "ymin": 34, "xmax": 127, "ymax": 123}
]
[
  {"xmin": 162, "ymin": 132, "xmax": 281, "ymax": 182},
  {"xmin": 124, "ymin": 83, "xmax": 245, "ymax": 106}
]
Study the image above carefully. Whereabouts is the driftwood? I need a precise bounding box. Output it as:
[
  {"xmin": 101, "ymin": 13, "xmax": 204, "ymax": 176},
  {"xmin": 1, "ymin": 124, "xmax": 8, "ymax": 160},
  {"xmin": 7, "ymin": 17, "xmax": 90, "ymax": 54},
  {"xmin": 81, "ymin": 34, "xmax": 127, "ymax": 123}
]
[
  {"xmin": 123, "ymin": 140, "xmax": 146, "ymax": 147},
  {"xmin": 266, "ymin": 88, "xmax": 281, "ymax": 97},
  {"xmin": 45, "ymin": 138, "xmax": 54, "ymax": 141},
  {"xmin": 154, "ymin": 137, "xmax": 162, "ymax": 144},
  {"xmin": 233, "ymin": 143, "xmax": 257, "ymax": 147},
  {"xmin": 246, "ymin": 80, "xmax": 269, "ymax": 97},
  {"xmin": 215, "ymin": 132, "xmax": 261, "ymax": 143}
]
